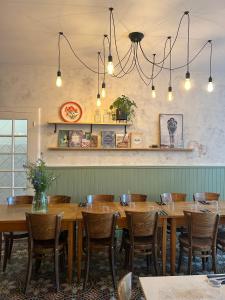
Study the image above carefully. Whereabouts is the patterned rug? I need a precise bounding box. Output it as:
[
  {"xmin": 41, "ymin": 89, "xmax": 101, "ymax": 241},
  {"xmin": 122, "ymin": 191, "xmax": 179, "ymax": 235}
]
[{"xmin": 0, "ymin": 237, "xmax": 225, "ymax": 300}]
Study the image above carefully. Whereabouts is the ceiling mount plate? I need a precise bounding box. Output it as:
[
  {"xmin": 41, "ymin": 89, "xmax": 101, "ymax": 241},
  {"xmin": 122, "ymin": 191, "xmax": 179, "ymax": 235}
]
[{"xmin": 128, "ymin": 32, "xmax": 144, "ymax": 43}]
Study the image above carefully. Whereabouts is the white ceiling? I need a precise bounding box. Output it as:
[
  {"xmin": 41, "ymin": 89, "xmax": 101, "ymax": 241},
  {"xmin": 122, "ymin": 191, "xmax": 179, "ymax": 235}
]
[{"xmin": 1, "ymin": 0, "xmax": 225, "ymax": 73}]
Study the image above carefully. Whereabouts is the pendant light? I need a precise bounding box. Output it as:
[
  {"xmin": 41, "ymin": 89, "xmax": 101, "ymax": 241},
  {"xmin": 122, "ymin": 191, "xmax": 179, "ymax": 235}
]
[
  {"xmin": 167, "ymin": 37, "xmax": 173, "ymax": 101},
  {"xmin": 151, "ymin": 54, "xmax": 156, "ymax": 98},
  {"xmin": 207, "ymin": 40, "xmax": 214, "ymax": 92},
  {"xmin": 96, "ymin": 52, "xmax": 101, "ymax": 107},
  {"xmin": 184, "ymin": 12, "xmax": 191, "ymax": 91},
  {"xmin": 107, "ymin": 8, "xmax": 114, "ymax": 75},
  {"xmin": 56, "ymin": 32, "xmax": 63, "ymax": 87}
]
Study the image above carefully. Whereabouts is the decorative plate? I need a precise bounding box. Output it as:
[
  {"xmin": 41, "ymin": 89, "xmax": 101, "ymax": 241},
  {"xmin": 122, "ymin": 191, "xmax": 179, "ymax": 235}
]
[{"xmin": 60, "ymin": 101, "xmax": 82, "ymax": 123}]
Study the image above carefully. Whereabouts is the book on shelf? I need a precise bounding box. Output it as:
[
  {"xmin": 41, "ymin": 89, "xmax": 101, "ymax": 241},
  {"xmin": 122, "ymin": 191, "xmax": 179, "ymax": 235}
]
[
  {"xmin": 131, "ymin": 132, "xmax": 144, "ymax": 148},
  {"xmin": 90, "ymin": 134, "xmax": 98, "ymax": 148},
  {"xmin": 58, "ymin": 130, "xmax": 69, "ymax": 147},
  {"xmin": 81, "ymin": 132, "xmax": 91, "ymax": 148},
  {"xmin": 116, "ymin": 133, "xmax": 130, "ymax": 148},
  {"xmin": 69, "ymin": 130, "xmax": 83, "ymax": 147},
  {"xmin": 101, "ymin": 131, "xmax": 115, "ymax": 148}
]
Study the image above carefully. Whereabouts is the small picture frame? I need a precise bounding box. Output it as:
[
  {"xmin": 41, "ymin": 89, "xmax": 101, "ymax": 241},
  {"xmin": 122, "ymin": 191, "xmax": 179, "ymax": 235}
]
[{"xmin": 159, "ymin": 114, "xmax": 183, "ymax": 148}]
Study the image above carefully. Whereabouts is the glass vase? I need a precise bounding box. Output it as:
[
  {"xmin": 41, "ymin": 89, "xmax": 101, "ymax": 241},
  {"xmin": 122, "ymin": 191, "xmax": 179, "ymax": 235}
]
[{"xmin": 32, "ymin": 191, "xmax": 48, "ymax": 213}]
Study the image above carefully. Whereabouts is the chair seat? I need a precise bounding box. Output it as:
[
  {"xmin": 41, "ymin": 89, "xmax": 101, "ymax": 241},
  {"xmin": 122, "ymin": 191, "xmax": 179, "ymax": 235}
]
[
  {"xmin": 4, "ymin": 232, "xmax": 28, "ymax": 239},
  {"xmin": 125, "ymin": 236, "xmax": 154, "ymax": 251},
  {"xmin": 83, "ymin": 237, "xmax": 116, "ymax": 251},
  {"xmin": 179, "ymin": 235, "xmax": 213, "ymax": 250}
]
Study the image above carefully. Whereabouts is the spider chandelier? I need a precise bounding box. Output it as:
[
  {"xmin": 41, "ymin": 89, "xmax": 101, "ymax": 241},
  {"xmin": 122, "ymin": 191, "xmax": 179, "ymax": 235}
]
[{"xmin": 56, "ymin": 8, "xmax": 214, "ymax": 106}]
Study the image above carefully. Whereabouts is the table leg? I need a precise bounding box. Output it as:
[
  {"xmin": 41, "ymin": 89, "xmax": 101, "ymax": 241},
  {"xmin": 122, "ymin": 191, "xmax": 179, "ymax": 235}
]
[
  {"xmin": 162, "ymin": 218, "xmax": 167, "ymax": 275},
  {"xmin": 170, "ymin": 218, "xmax": 177, "ymax": 275},
  {"xmin": 77, "ymin": 220, "xmax": 83, "ymax": 283},
  {"xmin": 67, "ymin": 222, "xmax": 74, "ymax": 284}
]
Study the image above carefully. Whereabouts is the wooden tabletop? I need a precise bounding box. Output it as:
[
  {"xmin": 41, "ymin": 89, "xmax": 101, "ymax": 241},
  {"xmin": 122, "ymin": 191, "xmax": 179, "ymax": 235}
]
[
  {"xmin": 140, "ymin": 275, "xmax": 225, "ymax": 300},
  {"xmin": 163, "ymin": 200, "xmax": 225, "ymax": 218}
]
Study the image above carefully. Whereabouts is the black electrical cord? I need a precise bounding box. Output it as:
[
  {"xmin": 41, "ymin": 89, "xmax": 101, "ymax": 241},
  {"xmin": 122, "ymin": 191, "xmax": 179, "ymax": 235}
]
[
  {"xmin": 113, "ymin": 44, "xmax": 136, "ymax": 78},
  {"xmin": 57, "ymin": 32, "xmax": 61, "ymax": 71}
]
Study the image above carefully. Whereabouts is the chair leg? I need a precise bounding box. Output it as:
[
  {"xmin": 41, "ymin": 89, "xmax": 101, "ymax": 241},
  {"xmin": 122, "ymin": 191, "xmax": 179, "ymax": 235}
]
[
  {"xmin": 212, "ymin": 247, "xmax": 217, "ymax": 274},
  {"xmin": 8, "ymin": 237, "xmax": 13, "ymax": 259},
  {"xmin": 0, "ymin": 232, "xmax": 2, "ymax": 263},
  {"xmin": 202, "ymin": 256, "xmax": 206, "ymax": 271},
  {"xmin": 35, "ymin": 257, "xmax": 42, "ymax": 273},
  {"xmin": 24, "ymin": 251, "xmax": 33, "ymax": 294},
  {"xmin": 178, "ymin": 246, "xmax": 183, "ymax": 273},
  {"xmin": 3, "ymin": 237, "xmax": 10, "ymax": 272},
  {"xmin": 83, "ymin": 249, "xmax": 90, "ymax": 290},
  {"xmin": 54, "ymin": 252, "xmax": 60, "ymax": 292},
  {"xmin": 129, "ymin": 246, "xmax": 134, "ymax": 273},
  {"xmin": 110, "ymin": 246, "xmax": 116, "ymax": 289},
  {"xmin": 119, "ymin": 229, "xmax": 126, "ymax": 253},
  {"xmin": 153, "ymin": 247, "xmax": 159, "ymax": 276},
  {"xmin": 188, "ymin": 248, "xmax": 192, "ymax": 275},
  {"xmin": 146, "ymin": 254, "xmax": 150, "ymax": 271}
]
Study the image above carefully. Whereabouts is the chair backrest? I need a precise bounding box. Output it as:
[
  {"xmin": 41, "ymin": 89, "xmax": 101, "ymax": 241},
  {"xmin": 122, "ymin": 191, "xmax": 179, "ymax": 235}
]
[
  {"xmin": 26, "ymin": 213, "xmax": 62, "ymax": 241},
  {"xmin": 7, "ymin": 195, "xmax": 33, "ymax": 205},
  {"xmin": 193, "ymin": 192, "xmax": 220, "ymax": 202},
  {"xmin": 82, "ymin": 211, "xmax": 118, "ymax": 240},
  {"xmin": 120, "ymin": 194, "xmax": 147, "ymax": 203},
  {"xmin": 160, "ymin": 193, "xmax": 186, "ymax": 204},
  {"xmin": 47, "ymin": 195, "xmax": 71, "ymax": 204},
  {"xmin": 125, "ymin": 211, "xmax": 159, "ymax": 239},
  {"xmin": 184, "ymin": 210, "xmax": 220, "ymax": 242},
  {"xmin": 86, "ymin": 194, "xmax": 114, "ymax": 204},
  {"xmin": 118, "ymin": 272, "xmax": 132, "ymax": 300}
]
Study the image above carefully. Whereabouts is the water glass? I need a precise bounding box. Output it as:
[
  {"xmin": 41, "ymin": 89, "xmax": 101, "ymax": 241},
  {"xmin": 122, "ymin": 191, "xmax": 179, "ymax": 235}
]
[{"xmin": 86, "ymin": 195, "xmax": 93, "ymax": 205}]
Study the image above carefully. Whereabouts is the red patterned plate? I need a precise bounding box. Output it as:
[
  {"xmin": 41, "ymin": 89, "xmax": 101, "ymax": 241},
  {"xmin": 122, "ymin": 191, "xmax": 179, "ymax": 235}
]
[{"xmin": 60, "ymin": 101, "xmax": 82, "ymax": 123}]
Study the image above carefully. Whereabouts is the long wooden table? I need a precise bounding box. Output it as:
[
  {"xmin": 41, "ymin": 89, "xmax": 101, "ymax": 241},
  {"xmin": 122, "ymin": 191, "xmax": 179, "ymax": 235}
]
[
  {"xmin": 163, "ymin": 201, "xmax": 225, "ymax": 275},
  {"xmin": 0, "ymin": 203, "xmax": 78, "ymax": 284},
  {"xmin": 140, "ymin": 275, "xmax": 225, "ymax": 299},
  {"xmin": 76, "ymin": 201, "xmax": 168, "ymax": 282}
]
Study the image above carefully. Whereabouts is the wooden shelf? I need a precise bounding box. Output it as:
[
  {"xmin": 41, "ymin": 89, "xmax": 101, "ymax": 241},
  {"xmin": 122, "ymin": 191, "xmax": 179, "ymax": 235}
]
[
  {"xmin": 48, "ymin": 147, "xmax": 193, "ymax": 152},
  {"xmin": 48, "ymin": 121, "xmax": 132, "ymax": 133}
]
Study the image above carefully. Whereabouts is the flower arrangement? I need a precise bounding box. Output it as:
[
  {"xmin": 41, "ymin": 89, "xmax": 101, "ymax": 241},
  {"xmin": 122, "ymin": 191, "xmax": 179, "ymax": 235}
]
[{"xmin": 23, "ymin": 158, "xmax": 56, "ymax": 212}]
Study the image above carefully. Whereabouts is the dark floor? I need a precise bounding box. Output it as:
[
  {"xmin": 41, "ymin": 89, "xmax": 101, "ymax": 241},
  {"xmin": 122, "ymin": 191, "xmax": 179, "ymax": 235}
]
[{"xmin": 0, "ymin": 237, "xmax": 225, "ymax": 300}]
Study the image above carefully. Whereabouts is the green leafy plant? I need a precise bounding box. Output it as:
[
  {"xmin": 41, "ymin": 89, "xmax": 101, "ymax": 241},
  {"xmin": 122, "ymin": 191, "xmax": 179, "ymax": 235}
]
[{"xmin": 109, "ymin": 95, "xmax": 137, "ymax": 121}]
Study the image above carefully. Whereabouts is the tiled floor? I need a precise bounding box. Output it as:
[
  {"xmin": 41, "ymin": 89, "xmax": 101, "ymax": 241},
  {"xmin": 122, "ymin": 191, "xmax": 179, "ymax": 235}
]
[{"xmin": 0, "ymin": 238, "xmax": 225, "ymax": 300}]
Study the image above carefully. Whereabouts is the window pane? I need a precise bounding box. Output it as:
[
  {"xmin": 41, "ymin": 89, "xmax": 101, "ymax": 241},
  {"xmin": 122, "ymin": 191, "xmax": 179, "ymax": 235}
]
[
  {"xmin": 14, "ymin": 188, "xmax": 27, "ymax": 196},
  {"xmin": 0, "ymin": 172, "xmax": 12, "ymax": 187},
  {"xmin": 0, "ymin": 155, "xmax": 12, "ymax": 170},
  {"xmin": 0, "ymin": 120, "xmax": 12, "ymax": 135},
  {"xmin": 14, "ymin": 172, "xmax": 27, "ymax": 187},
  {"xmin": 0, "ymin": 137, "xmax": 12, "ymax": 153},
  {"xmin": 14, "ymin": 120, "xmax": 27, "ymax": 135},
  {"xmin": 14, "ymin": 154, "xmax": 27, "ymax": 170},
  {"xmin": 0, "ymin": 189, "xmax": 12, "ymax": 203},
  {"xmin": 14, "ymin": 137, "xmax": 27, "ymax": 153}
]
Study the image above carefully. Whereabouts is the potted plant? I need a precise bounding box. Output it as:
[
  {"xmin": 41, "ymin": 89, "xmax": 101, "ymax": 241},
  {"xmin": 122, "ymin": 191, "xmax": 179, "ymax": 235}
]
[{"xmin": 109, "ymin": 95, "xmax": 137, "ymax": 121}]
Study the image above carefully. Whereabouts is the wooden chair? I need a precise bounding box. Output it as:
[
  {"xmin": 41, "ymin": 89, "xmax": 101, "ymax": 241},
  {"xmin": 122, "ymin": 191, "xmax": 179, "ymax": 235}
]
[
  {"xmin": 82, "ymin": 211, "xmax": 118, "ymax": 290},
  {"xmin": 86, "ymin": 194, "xmax": 114, "ymax": 204},
  {"xmin": 48, "ymin": 195, "xmax": 71, "ymax": 204},
  {"xmin": 24, "ymin": 213, "xmax": 66, "ymax": 293},
  {"xmin": 118, "ymin": 272, "xmax": 132, "ymax": 300},
  {"xmin": 119, "ymin": 194, "xmax": 147, "ymax": 252},
  {"xmin": 160, "ymin": 193, "xmax": 186, "ymax": 204},
  {"xmin": 3, "ymin": 195, "xmax": 33, "ymax": 272},
  {"xmin": 178, "ymin": 211, "xmax": 220, "ymax": 274},
  {"xmin": 120, "ymin": 194, "xmax": 147, "ymax": 203},
  {"xmin": 124, "ymin": 211, "xmax": 159, "ymax": 274},
  {"xmin": 193, "ymin": 192, "xmax": 220, "ymax": 202}
]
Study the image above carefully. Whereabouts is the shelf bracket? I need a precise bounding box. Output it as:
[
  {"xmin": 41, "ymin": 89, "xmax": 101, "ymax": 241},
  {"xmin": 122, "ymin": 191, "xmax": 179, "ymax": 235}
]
[
  {"xmin": 124, "ymin": 125, "xmax": 127, "ymax": 134},
  {"xmin": 54, "ymin": 123, "xmax": 57, "ymax": 133},
  {"xmin": 90, "ymin": 124, "xmax": 93, "ymax": 133}
]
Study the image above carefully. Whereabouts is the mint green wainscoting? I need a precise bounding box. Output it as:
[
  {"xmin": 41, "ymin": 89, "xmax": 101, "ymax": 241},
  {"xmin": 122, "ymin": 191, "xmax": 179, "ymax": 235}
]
[{"xmin": 47, "ymin": 166, "xmax": 225, "ymax": 203}]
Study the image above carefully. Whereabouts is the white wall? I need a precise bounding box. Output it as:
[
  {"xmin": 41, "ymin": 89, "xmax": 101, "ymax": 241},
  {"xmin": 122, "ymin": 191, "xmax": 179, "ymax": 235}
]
[{"xmin": 1, "ymin": 64, "xmax": 225, "ymax": 166}]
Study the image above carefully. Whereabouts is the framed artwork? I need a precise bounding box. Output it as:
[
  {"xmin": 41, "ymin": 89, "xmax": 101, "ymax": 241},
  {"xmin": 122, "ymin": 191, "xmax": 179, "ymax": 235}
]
[
  {"xmin": 60, "ymin": 101, "xmax": 82, "ymax": 122},
  {"xmin": 159, "ymin": 114, "xmax": 183, "ymax": 148}
]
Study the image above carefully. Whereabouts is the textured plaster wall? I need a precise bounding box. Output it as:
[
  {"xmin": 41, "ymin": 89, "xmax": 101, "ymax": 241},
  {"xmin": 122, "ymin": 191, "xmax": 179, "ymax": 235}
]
[{"xmin": 0, "ymin": 64, "xmax": 225, "ymax": 166}]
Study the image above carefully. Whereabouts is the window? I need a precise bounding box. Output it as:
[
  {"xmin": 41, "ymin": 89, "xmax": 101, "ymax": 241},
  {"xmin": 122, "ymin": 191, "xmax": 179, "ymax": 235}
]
[{"xmin": 0, "ymin": 120, "xmax": 28, "ymax": 201}]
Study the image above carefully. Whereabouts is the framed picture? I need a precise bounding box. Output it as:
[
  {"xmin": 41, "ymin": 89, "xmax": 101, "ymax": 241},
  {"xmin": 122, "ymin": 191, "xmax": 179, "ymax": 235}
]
[
  {"xmin": 159, "ymin": 114, "xmax": 183, "ymax": 148},
  {"xmin": 60, "ymin": 101, "xmax": 82, "ymax": 122}
]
